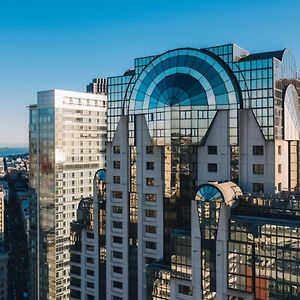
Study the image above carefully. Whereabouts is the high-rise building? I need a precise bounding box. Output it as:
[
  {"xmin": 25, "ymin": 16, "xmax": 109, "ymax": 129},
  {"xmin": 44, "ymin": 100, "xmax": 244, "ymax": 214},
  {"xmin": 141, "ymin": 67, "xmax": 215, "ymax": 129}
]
[
  {"xmin": 87, "ymin": 78, "xmax": 108, "ymax": 95},
  {"xmin": 29, "ymin": 89, "xmax": 107, "ymax": 300},
  {"xmin": 69, "ymin": 168, "xmax": 106, "ymax": 300},
  {"xmin": 105, "ymin": 44, "xmax": 300, "ymax": 299},
  {"xmin": 0, "ymin": 240, "xmax": 8, "ymax": 300},
  {"xmin": 69, "ymin": 197, "xmax": 97, "ymax": 299},
  {"xmin": 0, "ymin": 188, "xmax": 4, "ymax": 241},
  {"xmin": 0, "ymin": 187, "xmax": 8, "ymax": 300}
]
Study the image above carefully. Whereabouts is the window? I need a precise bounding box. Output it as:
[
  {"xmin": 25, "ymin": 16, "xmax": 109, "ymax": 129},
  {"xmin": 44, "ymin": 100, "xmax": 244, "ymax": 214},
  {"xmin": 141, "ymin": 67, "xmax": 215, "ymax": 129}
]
[
  {"xmin": 112, "ymin": 251, "xmax": 123, "ymax": 259},
  {"xmin": 145, "ymin": 257, "xmax": 156, "ymax": 264},
  {"xmin": 113, "ymin": 236, "xmax": 123, "ymax": 244},
  {"xmin": 113, "ymin": 297, "xmax": 122, "ymax": 300},
  {"xmin": 71, "ymin": 265, "xmax": 80, "ymax": 275},
  {"xmin": 113, "ymin": 161, "xmax": 120, "ymax": 169},
  {"xmin": 112, "ymin": 206, "xmax": 122, "ymax": 214},
  {"xmin": 278, "ymin": 164, "xmax": 282, "ymax": 173},
  {"xmin": 113, "ymin": 176, "xmax": 120, "ymax": 184},
  {"xmin": 278, "ymin": 145, "xmax": 281, "ymax": 155},
  {"xmin": 113, "ymin": 281, "xmax": 123, "ymax": 289},
  {"xmin": 145, "ymin": 209, "xmax": 156, "ymax": 218},
  {"xmin": 87, "ymin": 282, "xmax": 94, "ymax": 288},
  {"xmin": 278, "ymin": 182, "xmax": 282, "ymax": 191},
  {"xmin": 86, "ymin": 257, "xmax": 94, "ymax": 264},
  {"xmin": 145, "ymin": 241, "xmax": 157, "ymax": 250},
  {"xmin": 178, "ymin": 284, "xmax": 193, "ymax": 296},
  {"xmin": 112, "ymin": 191, "xmax": 122, "ymax": 199},
  {"xmin": 253, "ymin": 145, "xmax": 264, "ymax": 155},
  {"xmin": 146, "ymin": 178, "xmax": 154, "ymax": 186},
  {"xmin": 87, "ymin": 295, "xmax": 94, "ymax": 300},
  {"xmin": 113, "ymin": 266, "xmax": 123, "ymax": 274},
  {"xmin": 86, "ymin": 269, "xmax": 94, "ymax": 276},
  {"xmin": 113, "ymin": 146, "xmax": 120, "ymax": 154},
  {"xmin": 86, "ymin": 245, "xmax": 94, "ymax": 252},
  {"xmin": 86, "ymin": 232, "xmax": 94, "ymax": 239},
  {"xmin": 253, "ymin": 164, "xmax": 264, "ymax": 174},
  {"xmin": 145, "ymin": 225, "xmax": 157, "ymax": 234},
  {"xmin": 208, "ymin": 163, "xmax": 217, "ymax": 172},
  {"xmin": 146, "ymin": 162, "xmax": 154, "ymax": 170},
  {"xmin": 70, "ymin": 289, "xmax": 81, "ymax": 298},
  {"xmin": 208, "ymin": 146, "xmax": 217, "ymax": 155},
  {"xmin": 112, "ymin": 221, "xmax": 122, "ymax": 229},
  {"xmin": 253, "ymin": 183, "xmax": 264, "ymax": 193},
  {"xmin": 146, "ymin": 146, "xmax": 154, "ymax": 154},
  {"xmin": 145, "ymin": 194, "xmax": 157, "ymax": 202}
]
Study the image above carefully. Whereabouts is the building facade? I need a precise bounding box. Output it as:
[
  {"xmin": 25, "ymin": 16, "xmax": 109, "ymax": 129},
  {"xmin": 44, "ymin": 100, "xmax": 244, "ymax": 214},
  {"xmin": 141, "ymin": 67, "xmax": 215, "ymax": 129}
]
[
  {"xmin": 87, "ymin": 78, "xmax": 108, "ymax": 95},
  {"xmin": 0, "ymin": 188, "xmax": 4, "ymax": 242},
  {"xmin": 105, "ymin": 44, "xmax": 300, "ymax": 299},
  {"xmin": 0, "ymin": 241, "xmax": 8, "ymax": 300},
  {"xmin": 69, "ymin": 197, "xmax": 97, "ymax": 300},
  {"xmin": 69, "ymin": 169, "xmax": 106, "ymax": 300},
  {"xmin": 29, "ymin": 89, "xmax": 107, "ymax": 300}
]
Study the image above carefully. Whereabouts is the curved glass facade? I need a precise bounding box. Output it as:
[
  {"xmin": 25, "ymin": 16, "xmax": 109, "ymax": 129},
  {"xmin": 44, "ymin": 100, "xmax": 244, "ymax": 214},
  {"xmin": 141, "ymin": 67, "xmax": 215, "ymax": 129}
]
[
  {"xmin": 108, "ymin": 44, "xmax": 300, "ymax": 143},
  {"xmin": 195, "ymin": 184, "xmax": 224, "ymax": 203},
  {"xmin": 107, "ymin": 43, "xmax": 300, "ymax": 300},
  {"xmin": 129, "ymin": 49, "xmax": 240, "ymax": 112}
]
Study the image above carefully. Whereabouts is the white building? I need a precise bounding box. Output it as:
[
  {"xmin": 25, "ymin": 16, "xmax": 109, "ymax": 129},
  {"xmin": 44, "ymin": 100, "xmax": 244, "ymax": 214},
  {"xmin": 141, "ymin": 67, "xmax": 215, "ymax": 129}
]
[{"xmin": 29, "ymin": 89, "xmax": 107, "ymax": 300}]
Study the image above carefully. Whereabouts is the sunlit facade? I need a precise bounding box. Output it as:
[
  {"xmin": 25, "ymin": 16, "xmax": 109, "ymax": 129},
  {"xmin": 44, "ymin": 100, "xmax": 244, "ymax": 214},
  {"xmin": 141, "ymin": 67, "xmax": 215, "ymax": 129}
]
[
  {"xmin": 29, "ymin": 89, "xmax": 106, "ymax": 300},
  {"xmin": 105, "ymin": 44, "xmax": 300, "ymax": 299}
]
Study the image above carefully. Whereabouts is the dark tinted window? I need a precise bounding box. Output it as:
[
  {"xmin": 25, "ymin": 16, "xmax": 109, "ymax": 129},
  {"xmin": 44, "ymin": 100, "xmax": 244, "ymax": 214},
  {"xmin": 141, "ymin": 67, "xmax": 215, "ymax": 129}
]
[
  {"xmin": 208, "ymin": 146, "xmax": 217, "ymax": 155},
  {"xmin": 208, "ymin": 163, "xmax": 217, "ymax": 172}
]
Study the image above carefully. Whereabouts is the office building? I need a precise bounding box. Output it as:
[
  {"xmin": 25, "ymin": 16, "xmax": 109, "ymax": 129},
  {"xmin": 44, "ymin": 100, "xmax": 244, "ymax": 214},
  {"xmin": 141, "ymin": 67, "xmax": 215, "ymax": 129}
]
[
  {"xmin": 0, "ymin": 188, "xmax": 8, "ymax": 300},
  {"xmin": 0, "ymin": 241, "xmax": 8, "ymax": 300},
  {"xmin": 105, "ymin": 44, "xmax": 300, "ymax": 299},
  {"xmin": 87, "ymin": 78, "xmax": 108, "ymax": 95},
  {"xmin": 0, "ymin": 188, "xmax": 4, "ymax": 241},
  {"xmin": 69, "ymin": 197, "xmax": 97, "ymax": 299},
  {"xmin": 69, "ymin": 168, "xmax": 106, "ymax": 300},
  {"xmin": 29, "ymin": 89, "xmax": 107, "ymax": 300}
]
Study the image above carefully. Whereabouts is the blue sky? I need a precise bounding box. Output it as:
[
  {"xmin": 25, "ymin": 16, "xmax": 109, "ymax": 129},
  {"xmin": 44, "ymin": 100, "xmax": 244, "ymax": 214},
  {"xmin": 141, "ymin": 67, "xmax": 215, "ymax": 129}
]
[{"xmin": 1, "ymin": 0, "xmax": 300, "ymax": 146}]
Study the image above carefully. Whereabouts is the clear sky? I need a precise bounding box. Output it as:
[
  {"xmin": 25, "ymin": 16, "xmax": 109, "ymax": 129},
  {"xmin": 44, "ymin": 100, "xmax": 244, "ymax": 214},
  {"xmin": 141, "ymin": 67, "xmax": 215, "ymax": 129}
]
[{"xmin": 1, "ymin": 0, "xmax": 300, "ymax": 146}]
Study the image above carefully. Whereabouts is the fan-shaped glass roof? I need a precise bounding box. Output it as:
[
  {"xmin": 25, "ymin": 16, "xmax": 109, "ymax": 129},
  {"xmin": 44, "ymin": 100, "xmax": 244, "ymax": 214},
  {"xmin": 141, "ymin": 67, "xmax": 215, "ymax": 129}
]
[
  {"xmin": 195, "ymin": 184, "xmax": 224, "ymax": 202},
  {"xmin": 96, "ymin": 168, "xmax": 106, "ymax": 181},
  {"xmin": 129, "ymin": 48, "xmax": 240, "ymax": 112}
]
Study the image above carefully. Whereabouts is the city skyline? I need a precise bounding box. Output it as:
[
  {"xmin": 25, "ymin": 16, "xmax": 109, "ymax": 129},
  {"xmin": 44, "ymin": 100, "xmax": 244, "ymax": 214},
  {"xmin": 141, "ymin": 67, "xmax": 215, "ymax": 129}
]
[{"xmin": 1, "ymin": 0, "xmax": 300, "ymax": 146}]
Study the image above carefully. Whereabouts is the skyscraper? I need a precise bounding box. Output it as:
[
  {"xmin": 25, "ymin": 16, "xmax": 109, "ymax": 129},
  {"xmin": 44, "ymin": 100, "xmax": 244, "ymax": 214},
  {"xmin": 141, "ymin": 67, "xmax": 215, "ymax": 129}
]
[
  {"xmin": 0, "ymin": 188, "xmax": 4, "ymax": 241},
  {"xmin": 105, "ymin": 44, "xmax": 300, "ymax": 299},
  {"xmin": 29, "ymin": 89, "xmax": 107, "ymax": 300},
  {"xmin": 86, "ymin": 78, "xmax": 108, "ymax": 95},
  {"xmin": 69, "ymin": 168, "xmax": 106, "ymax": 300}
]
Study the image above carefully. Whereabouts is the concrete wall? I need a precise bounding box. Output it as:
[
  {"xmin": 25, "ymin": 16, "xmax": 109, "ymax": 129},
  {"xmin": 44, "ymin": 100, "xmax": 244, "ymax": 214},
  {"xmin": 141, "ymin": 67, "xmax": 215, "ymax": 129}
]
[
  {"xmin": 239, "ymin": 109, "xmax": 275, "ymax": 193},
  {"xmin": 198, "ymin": 110, "xmax": 231, "ymax": 185},
  {"xmin": 135, "ymin": 115, "xmax": 164, "ymax": 299},
  {"xmin": 106, "ymin": 116, "xmax": 129, "ymax": 300}
]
